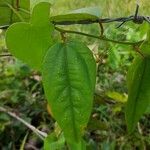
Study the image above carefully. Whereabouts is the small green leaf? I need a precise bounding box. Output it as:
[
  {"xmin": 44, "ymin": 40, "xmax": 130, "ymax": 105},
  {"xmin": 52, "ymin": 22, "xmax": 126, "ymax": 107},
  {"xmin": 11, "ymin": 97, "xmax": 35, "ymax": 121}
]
[
  {"xmin": 44, "ymin": 133, "xmax": 65, "ymax": 150},
  {"xmin": 106, "ymin": 91, "xmax": 127, "ymax": 103},
  {"xmin": 6, "ymin": 2, "xmax": 54, "ymax": 70},
  {"xmin": 0, "ymin": 0, "xmax": 30, "ymax": 26},
  {"xmin": 50, "ymin": 7, "xmax": 101, "ymax": 24},
  {"xmin": 126, "ymin": 55, "xmax": 150, "ymax": 133},
  {"xmin": 42, "ymin": 40, "xmax": 96, "ymax": 144}
]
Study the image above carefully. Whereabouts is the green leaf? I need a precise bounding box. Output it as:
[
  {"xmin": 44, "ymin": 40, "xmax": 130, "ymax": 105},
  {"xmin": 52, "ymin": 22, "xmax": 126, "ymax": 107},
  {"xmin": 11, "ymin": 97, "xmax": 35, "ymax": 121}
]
[
  {"xmin": 108, "ymin": 45, "xmax": 120, "ymax": 69},
  {"xmin": 50, "ymin": 7, "xmax": 101, "ymax": 24},
  {"xmin": 0, "ymin": 0, "xmax": 30, "ymax": 26},
  {"xmin": 42, "ymin": 40, "xmax": 96, "ymax": 144},
  {"xmin": 140, "ymin": 40, "xmax": 150, "ymax": 56},
  {"xmin": 106, "ymin": 91, "xmax": 127, "ymax": 103},
  {"xmin": 126, "ymin": 55, "xmax": 150, "ymax": 133},
  {"xmin": 6, "ymin": 2, "xmax": 54, "ymax": 70},
  {"xmin": 44, "ymin": 133, "xmax": 65, "ymax": 150},
  {"xmin": 68, "ymin": 139, "xmax": 86, "ymax": 150},
  {"xmin": 138, "ymin": 24, "xmax": 150, "ymax": 56}
]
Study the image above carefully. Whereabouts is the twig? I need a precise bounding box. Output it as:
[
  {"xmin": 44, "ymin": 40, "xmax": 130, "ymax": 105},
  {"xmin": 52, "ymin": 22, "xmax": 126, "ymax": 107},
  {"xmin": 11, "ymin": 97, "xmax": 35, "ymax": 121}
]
[
  {"xmin": 55, "ymin": 26, "xmax": 144, "ymax": 46},
  {"xmin": 16, "ymin": 0, "xmax": 19, "ymax": 11},
  {"xmin": 98, "ymin": 22, "xmax": 104, "ymax": 36},
  {"xmin": 60, "ymin": 31, "xmax": 67, "ymax": 42},
  {"xmin": 133, "ymin": 45, "xmax": 145, "ymax": 58},
  {"xmin": 0, "ymin": 54, "xmax": 12, "ymax": 57},
  {"xmin": 0, "ymin": 106, "xmax": 47, "ymax": 140}
]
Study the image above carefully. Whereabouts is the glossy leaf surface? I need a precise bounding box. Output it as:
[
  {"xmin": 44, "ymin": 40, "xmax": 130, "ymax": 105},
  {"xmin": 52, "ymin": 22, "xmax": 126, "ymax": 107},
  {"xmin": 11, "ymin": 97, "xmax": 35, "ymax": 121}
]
[
  {"xmin": 42, "ymin": 40, "xmax": 96, "ymax": 144},
  {"xmin": 6, "ymin": 1, "xmax": 54, "ymax": 70}
]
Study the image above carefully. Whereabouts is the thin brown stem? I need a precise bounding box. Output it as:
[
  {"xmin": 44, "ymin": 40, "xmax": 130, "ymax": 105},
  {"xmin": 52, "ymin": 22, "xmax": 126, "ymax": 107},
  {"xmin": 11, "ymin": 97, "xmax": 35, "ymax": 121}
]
[
  {"xmin": 0, "ymin": 106, "xmax": 47, "ymax": 140},
  {"xmin": 55, "ymin": 27, "xmax": 144, "ymax": 46},
  {"xmin": 16, "ymin": 0, "xmax": 19, "ymax": 10},
  {"xmin": 0, "ymin": 54, "xmax": 12, "ymax": 57},
  {"xmin": 133, "ymin": 45, "xmax": 145, "ymax": 58},
  {"xmin": 60, "ymin": 32, "xmax": 67, "ymax": 42},
  {"xmin": 98, "ymin": 22, "xmax": 104, "ymax": 36}
]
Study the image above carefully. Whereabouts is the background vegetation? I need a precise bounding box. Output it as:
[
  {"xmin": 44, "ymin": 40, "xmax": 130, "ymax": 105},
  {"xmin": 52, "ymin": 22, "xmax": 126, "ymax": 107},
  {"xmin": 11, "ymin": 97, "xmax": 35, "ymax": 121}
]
[{"xmin": 0, "ymin": 0, "xmax": 150, "ymax": 149}]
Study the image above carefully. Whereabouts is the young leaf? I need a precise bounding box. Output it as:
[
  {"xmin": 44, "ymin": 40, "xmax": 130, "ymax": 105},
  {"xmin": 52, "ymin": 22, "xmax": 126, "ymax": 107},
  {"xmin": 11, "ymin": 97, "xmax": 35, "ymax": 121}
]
[
  {"xmin": 0, "ymin": 0, "xmax": 30, "ymax": 26},
  {"xmin": 6, "ymin": 2, "xmax": 54, "ymax": 70},
  {"xmin": 126, "ymin": 55, "xmax": 150, "ymax": 133},
  {"xmin": 42, "ymin": 40, "xmax": 96, "ymax": 144},
  {"xmin": 50, "ymin": 7, "xmax": 101, "ymax": 24}
]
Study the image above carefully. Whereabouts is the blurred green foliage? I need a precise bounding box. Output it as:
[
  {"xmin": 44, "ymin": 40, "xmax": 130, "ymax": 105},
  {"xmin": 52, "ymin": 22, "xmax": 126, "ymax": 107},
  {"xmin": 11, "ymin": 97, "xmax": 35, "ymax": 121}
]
[{"xmin": 1, "ymin": 0, "xmax": 150, "ymax": 149}]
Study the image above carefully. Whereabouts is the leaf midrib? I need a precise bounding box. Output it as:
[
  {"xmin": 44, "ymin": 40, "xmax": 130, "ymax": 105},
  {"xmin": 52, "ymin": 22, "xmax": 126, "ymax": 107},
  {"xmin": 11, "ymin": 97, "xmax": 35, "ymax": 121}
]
[{"xmin": 63, "ymin": 45, "xmax": 78, "ymax": 141}]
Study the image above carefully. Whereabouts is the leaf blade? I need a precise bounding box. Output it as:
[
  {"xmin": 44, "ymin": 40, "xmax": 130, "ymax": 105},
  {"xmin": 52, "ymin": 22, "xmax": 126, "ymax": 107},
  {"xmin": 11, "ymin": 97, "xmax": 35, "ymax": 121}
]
[
  {"xmin": 126, "ymin": 56, "xmax": 150, "ymax": 133},
  {"xmin": 42, "ymin": 40, "xmax": 96, "ymax": 144},
  {"xmin": 6, "ymin": 2, "xmax": 54, "ymax": 70}
]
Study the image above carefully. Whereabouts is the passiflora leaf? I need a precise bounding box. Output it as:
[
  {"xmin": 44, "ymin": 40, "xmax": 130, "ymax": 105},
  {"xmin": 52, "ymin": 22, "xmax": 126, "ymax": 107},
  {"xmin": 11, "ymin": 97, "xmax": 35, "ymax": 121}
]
[
  {"xmin": 0, "ymin": 0, "xmax": 30, "ymax": 26},
  {"xmin": 50, "ymin": 7, "xmax": 101, "ymax": 25},
  {"xmin": 6, "ymin": 2, "xmax": 54, "ymax": 70},
  {"xmin": 42, "ymin": 40, "xmax": 96, "ymax": 144},
  {"xmin": 126, "ymin": 55, "xmax": 150, "ymax": 133}
]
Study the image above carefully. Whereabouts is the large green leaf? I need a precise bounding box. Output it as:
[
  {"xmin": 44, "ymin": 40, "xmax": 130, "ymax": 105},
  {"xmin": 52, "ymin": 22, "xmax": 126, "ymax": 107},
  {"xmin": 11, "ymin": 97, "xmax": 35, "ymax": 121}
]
[
  {"xmin": 42, "ymin": 40, "xmax": 96, "ymax": 144},
  {"xmin": 50, "ymin": 7, "xmax": 101, "ymax": 24},
  {"xmin": 0, "ymin": 0, "xmax": 30, "ymax": 26},
  {"xmin": 126, "ymin": 55, "xmax": 150, "ymax": 133},
  {"xmin": 6, "ymin": 2, "xmax": 54, "ymax": 70}
]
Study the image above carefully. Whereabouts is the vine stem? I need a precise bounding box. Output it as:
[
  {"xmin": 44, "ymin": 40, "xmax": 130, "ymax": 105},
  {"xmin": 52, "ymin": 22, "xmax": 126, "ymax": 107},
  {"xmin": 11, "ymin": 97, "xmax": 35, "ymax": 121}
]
[
  {"xmin": 0, "ymin": 106, "xmax": 47, "ymax": 140},
  {"xmin": 55, "ymin": 27, "xmax": 144, "ymax": 46}
]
